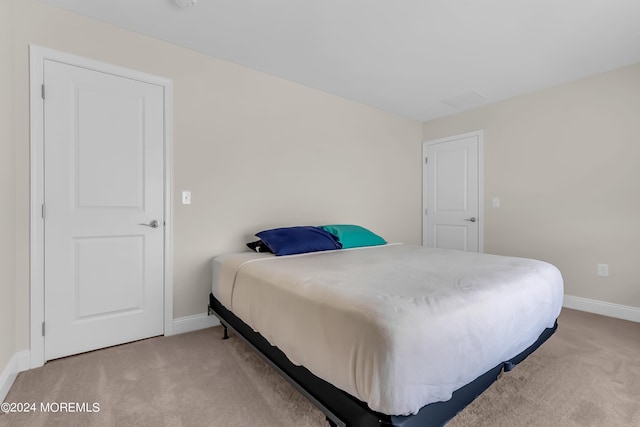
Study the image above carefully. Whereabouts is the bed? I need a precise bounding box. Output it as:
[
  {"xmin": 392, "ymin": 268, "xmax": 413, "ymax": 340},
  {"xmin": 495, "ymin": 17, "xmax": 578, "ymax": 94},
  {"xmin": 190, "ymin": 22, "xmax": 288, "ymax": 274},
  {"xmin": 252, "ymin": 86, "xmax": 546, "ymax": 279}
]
[{"xmin": 208, "ymin": 234, "xmax": 563, "ymax": 426}]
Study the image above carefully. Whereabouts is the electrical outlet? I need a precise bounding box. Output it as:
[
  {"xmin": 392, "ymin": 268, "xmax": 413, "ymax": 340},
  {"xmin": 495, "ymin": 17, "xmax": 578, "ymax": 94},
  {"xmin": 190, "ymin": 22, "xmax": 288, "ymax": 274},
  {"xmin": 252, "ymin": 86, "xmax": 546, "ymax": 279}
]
[{"xmin": 597, "ymin": 264, "xmax": 609, "ymax": 277}]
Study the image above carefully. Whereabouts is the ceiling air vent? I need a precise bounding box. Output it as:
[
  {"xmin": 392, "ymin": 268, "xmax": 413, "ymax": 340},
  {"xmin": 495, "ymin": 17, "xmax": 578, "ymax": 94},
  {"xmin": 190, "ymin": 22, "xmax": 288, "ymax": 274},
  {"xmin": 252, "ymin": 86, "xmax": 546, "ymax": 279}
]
[
  {"xmin": 441, "ymin": 91, "xmax": 487, "ymax": 110},
  {"xmin": 174, "ymin": 0, "xmax": 198, "ymax": 9}
]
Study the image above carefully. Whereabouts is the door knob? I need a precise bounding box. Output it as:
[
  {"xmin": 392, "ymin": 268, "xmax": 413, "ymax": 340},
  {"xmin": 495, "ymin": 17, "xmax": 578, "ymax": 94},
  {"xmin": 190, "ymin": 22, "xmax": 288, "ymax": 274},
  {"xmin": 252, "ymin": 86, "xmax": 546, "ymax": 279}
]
[
  {"xmin": 464, "ymin": 217, "xmax": 477, "ymax": 222},
  {"xmin": 140, "ymin": 220, "xmax": 160, "ymax": 228}
]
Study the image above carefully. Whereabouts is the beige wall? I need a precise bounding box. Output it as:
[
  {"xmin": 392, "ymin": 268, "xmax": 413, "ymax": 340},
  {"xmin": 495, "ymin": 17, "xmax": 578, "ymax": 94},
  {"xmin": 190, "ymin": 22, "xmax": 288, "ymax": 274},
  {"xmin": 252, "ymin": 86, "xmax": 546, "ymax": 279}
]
[
  {"xmin": 0, "ymin": 0, "xmax": 17, "ymax": 373},
  {"xmin": 423, "ymin": 63, "xmax": 640, "ymax": 308},
  {"xmin": 6, "ymin": 0, "xmax": 422, "ymax": 356}
]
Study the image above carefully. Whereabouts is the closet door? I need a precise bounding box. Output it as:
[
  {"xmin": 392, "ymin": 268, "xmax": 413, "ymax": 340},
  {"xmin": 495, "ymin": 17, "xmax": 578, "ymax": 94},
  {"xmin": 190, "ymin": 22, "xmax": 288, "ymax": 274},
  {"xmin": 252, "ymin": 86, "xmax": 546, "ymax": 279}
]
[
  {"xmin": 423, "ymin": 131, "xmax": 482, "ymax": 252},
  {"xmin": 42, "ymin": 58, "xmax": 165, "ymax": 360}
]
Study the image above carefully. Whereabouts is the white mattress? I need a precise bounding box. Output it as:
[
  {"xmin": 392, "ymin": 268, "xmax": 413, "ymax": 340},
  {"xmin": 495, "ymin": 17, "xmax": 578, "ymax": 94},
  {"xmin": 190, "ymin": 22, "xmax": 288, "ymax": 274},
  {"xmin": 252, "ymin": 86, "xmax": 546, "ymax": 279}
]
[{"xmin": 211, "ymin": 244, "xmax": 563, "ymax": 415}]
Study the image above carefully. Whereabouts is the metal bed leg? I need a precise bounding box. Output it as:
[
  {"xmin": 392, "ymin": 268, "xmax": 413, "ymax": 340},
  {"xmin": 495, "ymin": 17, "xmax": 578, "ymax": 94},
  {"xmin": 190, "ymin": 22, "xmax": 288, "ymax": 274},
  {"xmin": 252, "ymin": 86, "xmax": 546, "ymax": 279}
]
[{"xmin": 209, "ymin": 304, "xmax": 230, "ymax": 340}]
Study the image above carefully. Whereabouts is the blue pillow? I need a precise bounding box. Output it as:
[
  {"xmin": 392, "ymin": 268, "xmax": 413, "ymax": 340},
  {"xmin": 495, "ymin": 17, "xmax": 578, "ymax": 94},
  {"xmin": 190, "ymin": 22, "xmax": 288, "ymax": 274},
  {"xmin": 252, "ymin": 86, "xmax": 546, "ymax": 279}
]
[
  {"xmin": 256, "ymin": 226, "xmax": 342, "ymax": 256},
  {"xmin": 318, "ymin": 224, "xmax": 386, "ymax": 249}
]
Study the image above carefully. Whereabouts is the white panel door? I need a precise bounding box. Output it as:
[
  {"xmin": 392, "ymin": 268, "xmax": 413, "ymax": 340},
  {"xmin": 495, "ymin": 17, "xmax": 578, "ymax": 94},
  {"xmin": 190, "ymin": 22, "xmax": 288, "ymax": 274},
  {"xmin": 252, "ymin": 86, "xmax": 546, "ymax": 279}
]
[
  {"xmin": 44, "ymin": 59, "xmax": 165, "ymax": 360},
  {"xmin": 423, "ymin": 132, "xmax": 482, "ymax": 252}
]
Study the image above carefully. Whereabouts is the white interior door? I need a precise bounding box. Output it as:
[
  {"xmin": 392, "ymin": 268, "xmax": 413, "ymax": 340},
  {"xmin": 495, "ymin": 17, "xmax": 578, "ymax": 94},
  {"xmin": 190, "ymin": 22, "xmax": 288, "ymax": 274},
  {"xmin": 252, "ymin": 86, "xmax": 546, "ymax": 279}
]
[
  {"xmin": 43, "ymin": 59, "xmax": 165, "ymax": 360},
  {"xmin": 423, "ymin": 131, "xmax": 483, "ymax": 252}
]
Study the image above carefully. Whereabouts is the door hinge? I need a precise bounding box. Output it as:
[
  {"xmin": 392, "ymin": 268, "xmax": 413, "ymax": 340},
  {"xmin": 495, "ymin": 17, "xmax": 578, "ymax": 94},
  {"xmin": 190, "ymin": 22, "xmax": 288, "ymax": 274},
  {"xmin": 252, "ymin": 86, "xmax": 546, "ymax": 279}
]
[
  {"xmin": 42, "ymin": 322, "xmax": 45, "ymax": 337},
  {"xmin": 41, "ymin": 84, "xmax": 45, "ymax": 100},
  {"xmin": 41, "ymin": 204, "xmax": 46, "ymax": 219},
  {"xmin": 424, "ymin": 208, "xmax": 428, "ymax": 215},
  {"xmin": 425, "ymin": 157, "xmax": 428, "ymax": 164}
]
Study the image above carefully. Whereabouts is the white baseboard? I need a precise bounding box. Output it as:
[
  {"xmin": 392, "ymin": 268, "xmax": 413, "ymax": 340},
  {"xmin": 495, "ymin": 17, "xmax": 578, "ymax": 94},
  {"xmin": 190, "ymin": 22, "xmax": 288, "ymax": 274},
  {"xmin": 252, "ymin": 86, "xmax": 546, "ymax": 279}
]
[
  {"xmin": 171, "ymin": 312, "xmax": 220, "ymax": 335},
  {"xmin": 0, "ymin": 351, "xmax": 30, "ymax": 402},
  {"xmin": 563, "ymin": 294, "xmax": 640, "ymax": 323}
]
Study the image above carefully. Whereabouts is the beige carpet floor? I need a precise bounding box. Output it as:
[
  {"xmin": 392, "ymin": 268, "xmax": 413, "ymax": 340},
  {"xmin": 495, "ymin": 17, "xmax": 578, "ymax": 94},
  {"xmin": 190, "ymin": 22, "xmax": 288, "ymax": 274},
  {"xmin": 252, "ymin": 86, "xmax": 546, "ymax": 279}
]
[{"xmin": 1, "ymin": 308, "xmax": 639, "ymax": 427}]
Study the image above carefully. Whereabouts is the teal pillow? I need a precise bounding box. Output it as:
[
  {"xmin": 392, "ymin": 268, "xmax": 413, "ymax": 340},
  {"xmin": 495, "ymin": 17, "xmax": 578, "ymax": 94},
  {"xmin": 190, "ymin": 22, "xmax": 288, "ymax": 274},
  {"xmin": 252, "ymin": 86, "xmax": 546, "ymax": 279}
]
[{"xmin": 318, "ymin": 224, "xmax": 386, "ymax": 249}]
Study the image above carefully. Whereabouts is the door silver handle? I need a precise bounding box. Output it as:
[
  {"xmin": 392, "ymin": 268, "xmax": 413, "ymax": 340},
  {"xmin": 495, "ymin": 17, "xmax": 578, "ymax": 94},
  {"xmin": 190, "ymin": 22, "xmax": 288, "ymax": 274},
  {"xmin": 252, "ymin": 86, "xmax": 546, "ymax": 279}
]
[
  {"xmin": 464, "ymin": 217, "xmax": 477, "ymax": 222},
  {"xmin": 139, "ymin": 220, "xmax": 159, "ymax": 228}
]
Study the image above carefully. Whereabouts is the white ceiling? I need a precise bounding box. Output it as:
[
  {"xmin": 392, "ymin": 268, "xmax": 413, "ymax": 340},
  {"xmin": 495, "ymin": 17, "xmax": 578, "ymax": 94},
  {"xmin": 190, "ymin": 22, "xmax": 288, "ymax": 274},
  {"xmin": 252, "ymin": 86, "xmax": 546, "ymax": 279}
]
[{"xmin": 39, "ymin": 0, "xmax": 640, "ymax": 121}]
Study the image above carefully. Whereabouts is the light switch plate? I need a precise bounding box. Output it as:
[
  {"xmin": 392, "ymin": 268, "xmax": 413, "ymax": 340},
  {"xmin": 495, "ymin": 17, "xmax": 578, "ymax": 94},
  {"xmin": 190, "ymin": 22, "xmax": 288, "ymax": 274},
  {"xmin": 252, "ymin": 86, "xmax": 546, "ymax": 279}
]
[{"xmin": 182, "ymin": 191, "xmax": 191, "ymax": 205}]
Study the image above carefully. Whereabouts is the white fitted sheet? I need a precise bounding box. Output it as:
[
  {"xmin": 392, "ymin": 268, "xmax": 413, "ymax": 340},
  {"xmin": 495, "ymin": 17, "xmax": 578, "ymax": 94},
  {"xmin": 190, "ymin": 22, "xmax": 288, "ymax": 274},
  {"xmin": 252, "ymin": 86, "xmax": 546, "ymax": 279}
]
[{"xmin": 211, "ymin": 244, "xmax": 563, "ymax": 415}]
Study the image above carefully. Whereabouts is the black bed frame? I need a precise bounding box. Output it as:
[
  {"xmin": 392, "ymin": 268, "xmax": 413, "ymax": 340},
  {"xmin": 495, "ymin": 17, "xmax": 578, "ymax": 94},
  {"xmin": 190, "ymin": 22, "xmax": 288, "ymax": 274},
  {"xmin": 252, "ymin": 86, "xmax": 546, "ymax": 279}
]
[{"xmin": 208, "ymin": 293, "xmax": 557, "ymax": 427}]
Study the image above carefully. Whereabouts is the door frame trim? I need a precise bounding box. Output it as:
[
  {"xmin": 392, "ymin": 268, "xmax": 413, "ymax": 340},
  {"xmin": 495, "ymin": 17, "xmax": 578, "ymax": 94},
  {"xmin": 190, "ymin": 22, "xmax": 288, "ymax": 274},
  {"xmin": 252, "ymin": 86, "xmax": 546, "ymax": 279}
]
[
  {"xmin": 29, "ymin": 45, "xmax": 174, "ymax": 368},
  {"xmin": 422, "ymin": 130, "xmax": 484, "ymax": 252}
]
